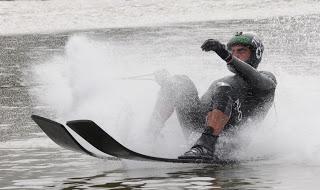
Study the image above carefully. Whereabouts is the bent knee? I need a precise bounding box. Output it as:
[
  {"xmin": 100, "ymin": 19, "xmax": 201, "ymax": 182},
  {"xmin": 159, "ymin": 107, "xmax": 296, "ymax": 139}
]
[
  {"xmin": 214, "ymin": 82, "xmax": 233, "ymax": 94},
  {"xmin": 211, "ymin": 82, "xmax": 234, "ymax": 116},
  {"xmin": 171, "ymin": 75, "xmax": 198, "ymax": 96}
]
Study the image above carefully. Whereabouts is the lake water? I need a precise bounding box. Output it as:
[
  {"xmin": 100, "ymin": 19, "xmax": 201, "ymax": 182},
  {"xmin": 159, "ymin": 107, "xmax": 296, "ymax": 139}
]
[{"xmin": 1, "ymin": 0, "xmax": 320, "ymax": 189}]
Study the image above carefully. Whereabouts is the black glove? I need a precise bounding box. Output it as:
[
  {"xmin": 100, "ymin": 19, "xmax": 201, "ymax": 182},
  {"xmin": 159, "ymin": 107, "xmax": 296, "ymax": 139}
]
[{"xmin": 201, "ymin": 39, "xmax": 232, "ymax": 62}]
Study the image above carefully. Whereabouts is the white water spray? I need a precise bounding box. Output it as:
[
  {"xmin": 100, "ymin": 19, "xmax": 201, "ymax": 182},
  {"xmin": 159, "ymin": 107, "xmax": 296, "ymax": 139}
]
[
  {"xmin": 234, "ymin": 73, "xmax": 320, "ymax": 165},
  {"xmin": 31, "ymin": 35, "xmax": 169, "ymax": 150},
  {"xmin": 31, "ymin": 35, "xmax": 320, "ymax": 164}
]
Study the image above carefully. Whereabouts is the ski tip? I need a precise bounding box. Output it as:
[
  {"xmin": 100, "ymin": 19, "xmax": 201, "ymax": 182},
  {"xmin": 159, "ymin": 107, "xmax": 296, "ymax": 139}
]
[
  {"xmin": 31, "ymin": 114, "xmax": 40, "ymax": 120},
  {"xmin": 66, "ymin": 119, "xmax": 96, "ymax": 126},
  {"xmin": 31, "ymin": 115, "xmax": 63, "ymax": 127},
  {"xmin": 31, "ymin": 114, "xmax": 47, "ymax": 122}
]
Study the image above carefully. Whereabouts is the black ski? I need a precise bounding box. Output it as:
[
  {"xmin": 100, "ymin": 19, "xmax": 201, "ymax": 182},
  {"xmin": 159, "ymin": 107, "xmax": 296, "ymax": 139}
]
[
  {"xmin": 67, "ymin": 120, "xmax": 237, "ymax": 165},
  {"xmin": 31, "ymin": 115, "xmax": 115, "ymax": 160}
]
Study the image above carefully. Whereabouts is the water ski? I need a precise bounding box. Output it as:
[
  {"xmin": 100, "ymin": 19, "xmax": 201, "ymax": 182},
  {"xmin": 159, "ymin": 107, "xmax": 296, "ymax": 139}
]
[{"xmin": 32, "ymin": 115, "xmax": 237, "ymax": 165}]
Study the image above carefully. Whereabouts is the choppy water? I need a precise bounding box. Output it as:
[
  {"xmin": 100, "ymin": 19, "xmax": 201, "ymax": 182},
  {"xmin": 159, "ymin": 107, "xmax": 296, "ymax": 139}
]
[
  {"xmin": 1, "ymin": 0, "xmax": 320, "ymax": 35},
  {"xmin": 1, "ymin": 1, "xmax": 320, "ymax": 189}
]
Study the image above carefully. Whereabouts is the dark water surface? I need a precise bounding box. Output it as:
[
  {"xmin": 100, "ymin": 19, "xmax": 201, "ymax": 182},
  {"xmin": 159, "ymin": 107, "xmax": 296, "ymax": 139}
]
[{"xmin": 1, "ymin": 15, "xmax": 320, "ymax": 189}]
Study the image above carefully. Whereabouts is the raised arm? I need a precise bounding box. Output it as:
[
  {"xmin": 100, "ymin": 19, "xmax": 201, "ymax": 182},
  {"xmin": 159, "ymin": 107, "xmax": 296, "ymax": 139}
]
[
  {"xmin": 201, "ymin": 39, "xmax": 276, "ymax": 90},
  {"xmin": 227, "ymin": 57, "xmax": 277, "ymax": 90}
]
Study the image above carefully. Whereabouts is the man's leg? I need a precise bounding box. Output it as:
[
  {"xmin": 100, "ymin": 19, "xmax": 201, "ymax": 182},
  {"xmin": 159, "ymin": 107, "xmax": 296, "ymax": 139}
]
[
  {"xmin": 148, "ymin": 84, "xmax": 175, "ymax": 134},
  {"xmin": 173, "ymin": 75, "xmax": 206, "ymax": 136},
  {"xmin": 149, "ymin": 74, "xmax": 205, "ymax": 137},
  {"xmin": 179, "ymin": 82, "xmax": 234, "ymax": 159},
  {"xmin": 207, "ymin": 109, "xmax": 230, "ymax": 135}
]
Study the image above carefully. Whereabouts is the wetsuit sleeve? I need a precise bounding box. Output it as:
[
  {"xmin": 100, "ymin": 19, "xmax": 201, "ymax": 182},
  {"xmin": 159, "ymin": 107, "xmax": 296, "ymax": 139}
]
[{"xmin": 227, "ymin": 57, "xmax": 277, "ymax": 90}]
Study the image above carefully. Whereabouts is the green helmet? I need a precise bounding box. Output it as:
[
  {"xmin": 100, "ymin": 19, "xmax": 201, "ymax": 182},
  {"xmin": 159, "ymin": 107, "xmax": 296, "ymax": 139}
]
[{"xmin": 227, "ymin": 32, "xmax": 264, "ymax": 68}]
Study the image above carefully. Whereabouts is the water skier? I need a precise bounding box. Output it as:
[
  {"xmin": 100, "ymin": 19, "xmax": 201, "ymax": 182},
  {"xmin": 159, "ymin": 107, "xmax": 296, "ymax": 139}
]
[{"xmin": 149, "ymin": 32, "xmax": 277, "ymax": 159}]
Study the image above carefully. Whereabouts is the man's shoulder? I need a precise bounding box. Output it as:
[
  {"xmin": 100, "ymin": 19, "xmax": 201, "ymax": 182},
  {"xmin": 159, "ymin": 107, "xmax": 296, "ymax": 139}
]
[
  {"xmin": 259, "ymin": 70, "xmax": 277, "ymax": 84},
  {"xmin": 214, "ymin": 75, "xmax": 239, "ymax": 83},
  {"xmin": 209, "ymin": 74, "xmax": 247, "ymax": 88},
  {"xmin": 216, "ymin": 74, "xmax": 242, "ymax": 81}
]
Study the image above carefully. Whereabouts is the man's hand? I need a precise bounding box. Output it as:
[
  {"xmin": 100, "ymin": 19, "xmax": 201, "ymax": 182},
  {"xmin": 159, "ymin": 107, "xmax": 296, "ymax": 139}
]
[
  {"xmin": 201, "ymin": 39, "xmax": 225, "ymax": 52},
  {"xmin": 201, "ymin": 39, "xmax": 232, "ymax": 62}
]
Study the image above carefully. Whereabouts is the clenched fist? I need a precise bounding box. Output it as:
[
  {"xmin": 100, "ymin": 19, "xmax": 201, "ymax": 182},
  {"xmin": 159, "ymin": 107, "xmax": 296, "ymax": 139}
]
[{"xmin": 201, "ymin": 39, "xmax": 231, "ymax": 61}]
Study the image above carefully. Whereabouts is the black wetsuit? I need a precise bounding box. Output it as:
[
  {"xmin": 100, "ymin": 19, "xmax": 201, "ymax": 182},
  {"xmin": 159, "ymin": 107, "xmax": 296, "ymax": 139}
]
[{"xmin": 154, "ymin": 57, "xmax": 277, "ymax": 136}]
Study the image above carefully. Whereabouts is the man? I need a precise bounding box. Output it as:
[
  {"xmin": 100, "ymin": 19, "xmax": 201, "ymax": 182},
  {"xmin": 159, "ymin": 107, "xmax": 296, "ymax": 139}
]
[{"xmin": 150, "ymin": 32, "xmax": 277, "ymax": 159}]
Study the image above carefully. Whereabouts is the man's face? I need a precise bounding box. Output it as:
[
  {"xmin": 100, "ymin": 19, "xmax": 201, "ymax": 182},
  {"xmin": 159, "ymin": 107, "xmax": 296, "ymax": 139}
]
[{"xmin": 231, "ymin": 45, "xmax": 251, "ymax": 62}]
